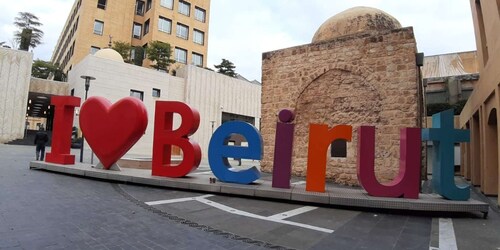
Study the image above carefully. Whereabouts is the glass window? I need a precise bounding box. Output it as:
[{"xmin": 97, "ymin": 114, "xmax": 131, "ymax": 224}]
[
  {"xmin": 152, "ymin": 88, "xmax": 161, "ymax": 97},
  {"xmin": 161, "ymin": 0, "xmax": 173, "ymax": 9},
  {"xmin": 178, "ymin": 1, "xmax": 190, "ymax": 16},
  {"xmin": 144, "ymin": 19, "xmax": 150, "ymax": 35},
  {"xmin": 97, "ymin": 0, "xmax": 106, "ymax": 9},
  {"xmin": 93, "ymin": 20, "xmax": 104, "ymax": 35},
  {"xmin": 193, "ymin": 29, "xmax": 204, "ymax": 45},
  {"xmin": 130, "ymin": 48, "xmax": 136, "ymax": 60},
  {"xmin": 194, "ymin": 7, "xmax": 206, "ymax": 22},
  {"xmin": 133, "ymin": 23, "xmax": 142, "ymax": 39},
  {"xmin": 176, "ymin": 23, "xmax": 189, "ymax": 40},
  {"xmin": 192, "ymin": 53, "xmax": 203, "ymax": 67},
  {"xmin": 175, "ymin": 47, "xmax": 187, "ymax": 64},
  {"xmin": 130, "ymin": 89, "xmax": 144, "ymax": 101},
  {"xmin": 146, "ymin": 0, "xmax": 152, "ymax": 11},
  {"xmin": 136, "ymin": 0, "xmax": 145, "ymax": 15},
  {"xmin": 158, "ymin": 17, "xmax": 172, "ymax": 33},
  {"xmin": 90, "ymin": 46, "xmax": 100, "ymax": 55}
]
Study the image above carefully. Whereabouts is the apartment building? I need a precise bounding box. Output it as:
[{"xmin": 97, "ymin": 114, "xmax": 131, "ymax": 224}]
[{"xmin": 51, "ymin": 0, "xmax": 210, "ymax": 74}]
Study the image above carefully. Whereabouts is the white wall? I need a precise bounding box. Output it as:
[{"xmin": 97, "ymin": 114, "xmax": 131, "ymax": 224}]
[
  {"xmin": 68, "ymin": 55, "xmax": 186, "ymax": 157},
  {"xmin": 68, "ymin": 56, "xmax": 261, "ymax": 160},
  {"xmin": 0, "ymin": 48, "xmax": 33, "ymax": 143},
  {"xmin": 178, "ymin": 65, "xmax": 262, "ymax": 159}
]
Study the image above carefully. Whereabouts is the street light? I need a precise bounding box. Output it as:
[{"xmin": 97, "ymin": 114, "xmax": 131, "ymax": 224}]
[
  {"xmin": 79, "ymin": 75, "xmax": 96, "ymax": 163},
  {"xmin": 210, "ymin": 121, "xmax": 216, "ymax": 134}
]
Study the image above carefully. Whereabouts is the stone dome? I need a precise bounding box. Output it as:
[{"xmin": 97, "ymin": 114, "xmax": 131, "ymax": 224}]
[
  {"xmin": 312, "ymin": 6, "xmax": 402, "ymax": 43},
  {"xmin": 94, "ymin": 48, "xmax": 124, "ymax": 63}
]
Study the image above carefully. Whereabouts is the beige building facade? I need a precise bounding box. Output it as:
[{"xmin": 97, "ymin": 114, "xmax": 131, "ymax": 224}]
[
  {"xmin": 460, "ymin": 0, "xmax": 500, "ymax": 205},
  {"xmin": 260, "ymin": 7, "xmax": 422, "ymax": 186},
  {"xmin": 51, "ymin": 0, "xmax": 210, "ymax": 74}
]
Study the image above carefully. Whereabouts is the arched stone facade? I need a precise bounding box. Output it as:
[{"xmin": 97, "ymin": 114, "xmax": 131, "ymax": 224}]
[{"xmin": 260, "ymin": 8, "xmax": 420, "ymax": 186}]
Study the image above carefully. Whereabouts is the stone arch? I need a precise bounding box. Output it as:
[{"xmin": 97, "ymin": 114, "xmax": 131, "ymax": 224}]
[
  {"xmin": 292, "ymin": 66, "xmax": 387, "ymax": 185},
  {"xmin": 294, "ymin": 63, "xmax": 375, "ymax": 109},
  {"xmin": 471, "ymin": 112, "xmax": 481, "ymax": 186},
  {"xmin": 484, "ymin": 108, "xmax": 498, "ymax": 195}
]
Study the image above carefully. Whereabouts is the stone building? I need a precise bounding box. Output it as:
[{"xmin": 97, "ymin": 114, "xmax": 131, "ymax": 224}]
[
  {"xmin": 460, "ymin": 0, "xmax": 500, "ymax": 206},
  {"xmin": 260, "ymin": 7, "xmax": 423, "ymax": 186}
]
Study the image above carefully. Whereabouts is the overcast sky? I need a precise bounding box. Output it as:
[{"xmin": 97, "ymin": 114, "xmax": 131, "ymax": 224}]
[{"xmin": 0, "ymin": 0, "xmax": 476, "ymax": 81}]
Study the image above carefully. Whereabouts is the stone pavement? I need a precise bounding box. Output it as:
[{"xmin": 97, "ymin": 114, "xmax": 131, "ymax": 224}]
[
  {"xmin": 0, "ymin": 144, "xmax": 273, "ymax": 249},
  {"xmin": 1, "ymin": 144, "xmax": 500, "ymax": 249}
]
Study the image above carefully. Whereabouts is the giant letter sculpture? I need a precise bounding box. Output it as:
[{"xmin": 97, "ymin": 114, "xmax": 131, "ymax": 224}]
[
  {"xmin": 46, "ymin": 96, "xmax": 81, "ymax": 165},
  {"xmin": 208, "ymin": 121, "xmax": 262, "ymax": 184},
  {"xmin": 152, "ymin": 101, "xmax": 201, "ymax": 177},
  {"xmin": 272, "ymin": 109, "xmax": 295, "ymax": 189},
  {"xmin": 357, "ymin": 126, "xmax": 421, "ymax": 199},
  {"xmin": 422, "ymin": 109, "xmax": 470, "ymax": 200},
  {"xmin": 306, "ymin": 124, "xmax": 352, "ymax": 192}
]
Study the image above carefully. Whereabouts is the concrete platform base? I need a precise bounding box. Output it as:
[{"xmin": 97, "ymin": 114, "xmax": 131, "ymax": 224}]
[{"xmin": 29, "ymin": 161, "xmax": 490, "ymax": 218}]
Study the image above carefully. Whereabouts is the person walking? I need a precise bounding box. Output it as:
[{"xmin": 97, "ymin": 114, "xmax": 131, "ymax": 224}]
[{"xmin": 34, "ymin": 127, "xmax": 49, "ymax": 161}]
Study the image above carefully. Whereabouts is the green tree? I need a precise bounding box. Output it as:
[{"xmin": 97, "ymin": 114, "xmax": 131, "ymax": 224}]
[
  {"xmin": 133, "ymin": 46, "xmax": 145, "ymax": 66},
  {"xmin": 214, "ymin": 59, "xmax": 236, "ymax": 77},
  {"xmin": 145, "ymin": 41, "xmax": 175, "ymax": 71},
  {"xmin": 13, "ymin": 12, "xmax": 44, "ymax": 51},
  {"xmin": 112, "ymin": 41, "xmax": 133, "ymax": 63},
  {"xmin": 32, "ymin": 59, "xmax": 66, "ymax": 81}
]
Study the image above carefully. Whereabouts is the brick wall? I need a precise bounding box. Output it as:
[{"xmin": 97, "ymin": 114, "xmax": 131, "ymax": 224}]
[{"xmin": 261, "ymin": 28, "xmax": 419, "ymax": 186}]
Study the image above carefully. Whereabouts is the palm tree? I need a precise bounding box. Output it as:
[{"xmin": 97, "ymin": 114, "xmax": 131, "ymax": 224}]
[{"xmin": 13, "ymin": 12, "xmax": 44, "ymax": 51}]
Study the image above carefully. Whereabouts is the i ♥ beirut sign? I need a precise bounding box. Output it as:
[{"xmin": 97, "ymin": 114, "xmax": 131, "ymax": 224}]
[{"xmin": 44, "ymin": 96, "xmax": 470, "ymax": 201}]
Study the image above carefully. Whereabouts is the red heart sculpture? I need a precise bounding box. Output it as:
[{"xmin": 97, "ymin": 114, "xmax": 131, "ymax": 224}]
[{"xmin": 79, "ymin": 96, "xmax": 148, "ymax": 169}]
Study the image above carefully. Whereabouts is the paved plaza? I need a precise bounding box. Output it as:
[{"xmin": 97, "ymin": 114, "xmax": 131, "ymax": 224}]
[{"xmin": 1, "ymin": 144, "xmax": 499, "ymax": 249}]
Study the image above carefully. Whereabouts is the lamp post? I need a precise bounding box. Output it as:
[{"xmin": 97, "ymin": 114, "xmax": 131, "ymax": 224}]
[
  {"xmin": 210, "ymin": 121, "xmax": 215, "ymax": 134},
  {"xmin": 79, "ymin": 75, "xmax": 96, "ymax": 163}
]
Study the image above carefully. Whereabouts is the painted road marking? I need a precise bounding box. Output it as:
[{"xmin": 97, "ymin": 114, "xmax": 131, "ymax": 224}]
[
  {"xmin": 291, "ymin": 181, "xmax": 306, "ymax": 185},
  {"xmin": 145, "ymin": 194, "xmax": 214, "ymax": 205},
  {"xmin": 146, "ymin": 195, "xmax": 333, "ymax": 233},
  {"xmin": 438, "ymin": 218, "xmax": 458, "ymax": 250},
  {"xmin": 267, "ymin": 206, "xmax": 318, "ymax": 220}
]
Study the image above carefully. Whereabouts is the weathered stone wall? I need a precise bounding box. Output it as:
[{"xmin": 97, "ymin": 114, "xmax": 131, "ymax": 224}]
[
  {"xmin": 261, "ymin": 28, "xmax": 419, "ymax": 186},
  {"xmin": 0, "ymin": 48, "xmax": 33, "ymax": 143}
]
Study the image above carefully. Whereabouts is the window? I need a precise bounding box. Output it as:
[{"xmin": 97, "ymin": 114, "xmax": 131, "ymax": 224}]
[
  {"xmin": 93, "ymin": 20, "xmax": 104, "ymax": 35},
  {"xmin": 136, "ymin": 0, "xmax": 145, "ymax": 15},
  {"xmin": 161, "ymin": 0, "xmax": 173, "ymax": 9},
  {"xmin": 176, "ymin": 23, "xmax": 189, "ymax": 39},
  {"xmin": 192, "ymin": 52, "xmax": 203, "ymax": 67},
  {"xmin": 144, "ymin": 19, "xmax": 150, "ymax": 35},
  {"xmin": 152, "ymin": 88, "xmax": 161, "ymax": 97},
  {"xmin": 175, "ymin": 47, "xmax": 187, "ymax": 64},
  {"xmin": 331, "ymin": 140, "xmax": 347, "ymax": 158},
  {"xmin": 133, "ymin": 23, "xmax": 142, "ymax": 39},
  {"xmin": 130, "ymin": 48, "xmax": 136, "ymax": 61},
  {"xmin": 146, "ymin": 0, "xmax": 152, "ymax": 11},
  {"xmin": 178, "ymin": 1, "xmax": 190, "ymax": 16},
  {"xmin": 130, "ymin": 90, "xmax": 144, "ymax": 101},
  {"xmin": 158, "ymin": 17, "xmax": 172, "ymax": 33},
  {"xmin": 90, "ymin": 46, "xmax": 100, "ymax": 55},
  {"xmin": 194, "ymin": 7, "xmax": 206, "ymax": 22},
  {"xmin": 476, "ymin": 0, "xmax": 489, "ymax": 65},
  {"xmin": 193, "ymin": 29, "xmax": 204, "ymax": 45},
  {"xmin": 97, "ymin": 0, "xmax": 106, "ymax": 9}
]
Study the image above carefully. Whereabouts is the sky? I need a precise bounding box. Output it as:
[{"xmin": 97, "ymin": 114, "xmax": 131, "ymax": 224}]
[{"xmin": 0, "ymin": 0, "xmax": 476, "ymax": 81}]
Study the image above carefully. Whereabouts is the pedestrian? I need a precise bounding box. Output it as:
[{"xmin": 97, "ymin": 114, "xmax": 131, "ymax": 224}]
[{"xmin": 34, "ymin": 127, "xmax": 49, "ymax": 161}]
